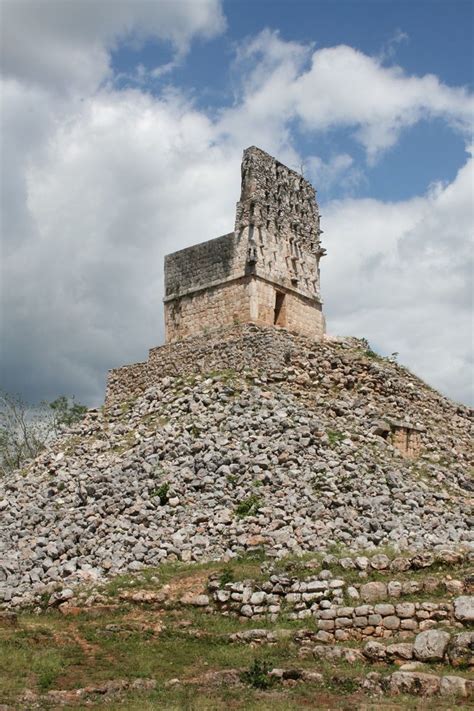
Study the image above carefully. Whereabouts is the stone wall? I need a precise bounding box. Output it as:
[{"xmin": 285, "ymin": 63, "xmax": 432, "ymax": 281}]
[
  {"xmin": 255, "ymin": 280, "xmax": 325, "ymax": 340},
  {"xmin": 165, "ymin": 278, "xmax": 252, "ymax": 342},
  {"xmin": 235, "ymin": 146, "xmax": 323, "ymax": 254},
  {"xmin": 235, "ymin": 147, "xmax": 324, "ymax": 303},
  {"xmin": 106, "ymin": 324, "xmax": 304, "ymax": 406},
  {"xmin": 164, "ymin": 232, "xmax": 245, "ymax": 300},
  {"xmin": 390, "ymin": 425, "xmax": 423, "ymax": 458}
]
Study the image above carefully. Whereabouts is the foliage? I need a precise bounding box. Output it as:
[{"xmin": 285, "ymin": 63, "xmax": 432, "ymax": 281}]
[
  {"xmin": 219, "ymin": 566, "xmax": 235, "ymax": 586},
  {"xmin": 240, "ymin": 658, "xmax": 275, "ymax": 689},
  {"xmin": 359, "ymin": 337, "xmax": 380, "ymax": 360},
  {"xmin": 327, "ymin": 430, "xmax": 344, "ymax": 446},
  {"xmin": 49, "ymin": 395, "xmax": 87, "ymax": 428},
  {"xmin": 151, "ymin": 482, "xmax": 170, "ymax": 504},
  {"xmin": 0, "ymin": 391, "xmax": 87, "ymax": 476},
  {"xmin": 235, "ymin": 494, "xmax": 261, "ymax": 518}
]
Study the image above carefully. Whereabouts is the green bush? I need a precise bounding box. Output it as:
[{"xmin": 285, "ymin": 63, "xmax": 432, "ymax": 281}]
[
  {"xmin": 151, "ymin": 482, "xmax": 170, "ymax": 504},
  {"xmin": 327, "ymin": 430, "xmax": 344, "ymax": 446},
  {"xmin": 219, "ymin": 566, "xmax": 234, "ymax": 586},
  {"xmin": 235, "ymin": 494, "xmax": 261, "ymax": 518},
  {"xmin": 240, "ymin": 658, "xmax": 274, "ymax": 689}
]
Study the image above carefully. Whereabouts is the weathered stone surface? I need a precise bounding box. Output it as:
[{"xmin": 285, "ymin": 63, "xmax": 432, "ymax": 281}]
[
  {"xmin": 395, "ymin": 602, "xmax": 415, "ymax": 618},
  {"xmin": 387, "ymin": 671, "xmax": 440, "ymax": 696},
  {"xmin": 383, "ymin": 616, "xmax": 401, "ymax": 630},
  {"xmin": 363, "ymin": 641, "xmax": 386, "ymax": 661},
  {"xmin": 453, "ymin": 596, "xmax": 474, "ymax": 623},
  {"xmin": 439, "ymin": 675, "xmax": 470, "ymax": 697},
  {"xmin": 447, "ymin": 632, "xmax": 474, "ymax": 667},
  {"xmin": 370, "ymin": 554, "xmax": 390, "ymax": 570},
  {"xmin": 386, "ymin": 643, "xmax": 414, "ymax": 660},
  {"xmin": 413, "ymin": 629, "xmax": 450, "ymax": 661},
  {"xmin": 360, "ymin": 582, "xmax": 388, "ymax": 602},
  {"xmin": 181, "ymin": 593, "xmax": 209, "ymax": 607}
]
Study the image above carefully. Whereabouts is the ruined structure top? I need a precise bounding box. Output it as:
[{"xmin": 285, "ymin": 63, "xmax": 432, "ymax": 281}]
[{"xmin": 164, "ymin": 146, "xmax": 326, "ymax": 342}]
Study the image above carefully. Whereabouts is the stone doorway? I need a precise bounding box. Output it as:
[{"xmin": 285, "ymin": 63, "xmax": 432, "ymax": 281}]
[{"xmin": 274, "ymin": 291, "xmax": 286, "ymax": 326}]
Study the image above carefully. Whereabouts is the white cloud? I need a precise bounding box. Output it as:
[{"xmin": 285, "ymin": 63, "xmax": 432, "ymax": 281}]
[
  {"xmin": 323, "ymin": 150, "xmax": 474, "ymax": 404},
  {"xmin": 224, "ymin": 30, "xmax": 473, "ymax": 160},
  {"xmin": 0, "ymin": 0, "xmax": 226, "ymax": 94},
  {"xmin": 2, "ymin": 86, "xmax": 242, "ymax": 402},
  {"xmin": 307, "ymin": 154, "xmax": 364, "ymax": 193},
  {"xmin": 378, "ymin": 28, "xmax": 409, "ymax": 63}
]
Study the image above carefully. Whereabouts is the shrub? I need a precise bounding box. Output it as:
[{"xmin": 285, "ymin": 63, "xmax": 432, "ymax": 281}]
[
  {"xmin": 241, "ymin": 658, "xmax": 274, "ymax": 689},
  {"xmin": 327, "ymin": 430, "xmax": 344, "ymax": 446},
  {"xmin": 151, "ymin": 482, "xmax": 170, "ymax": 504},
  {"xmin": 219, "ymin": 566, "xmax": 234, "ymax": 586},
  {"xmin": 235, "ymin": 494, "xmax": 261, "ymax": 518}
]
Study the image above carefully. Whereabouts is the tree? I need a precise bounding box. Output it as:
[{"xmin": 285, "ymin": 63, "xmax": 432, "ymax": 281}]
[
  {"xmin": 48, "ymin": 395, "xmax": 87, "ymax": 431},
  {"xmin": 0, "ymin": 392, "xmax": 87, "ymax": 476}
]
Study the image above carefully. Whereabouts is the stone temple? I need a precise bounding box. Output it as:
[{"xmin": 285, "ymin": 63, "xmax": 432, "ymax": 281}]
[
  {"xmin": 164, "ymin": 146, "xmax": 326, "ymax": 342},
  {"xmin": 105, "ymin": 147, "xmax": 327, "ymax": 407}
]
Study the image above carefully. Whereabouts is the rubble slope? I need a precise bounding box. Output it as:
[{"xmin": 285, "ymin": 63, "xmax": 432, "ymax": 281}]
[{"xmin": 0, "ymin": 330, "xmax": 472, "ymax": 607}]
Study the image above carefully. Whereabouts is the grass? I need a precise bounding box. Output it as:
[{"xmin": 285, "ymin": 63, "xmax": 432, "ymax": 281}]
[
  {"xmin": 1, "ymin": 552, "xmax": 471, "ymax": 709},
  {"xmin": 327, "ymin": 430, "xmax": 344, "ymax": 446}
]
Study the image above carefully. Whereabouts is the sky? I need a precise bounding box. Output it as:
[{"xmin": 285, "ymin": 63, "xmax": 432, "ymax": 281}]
[{"xmin": 1, "ymin": 0, "xmax": 473, "ymax": 407}]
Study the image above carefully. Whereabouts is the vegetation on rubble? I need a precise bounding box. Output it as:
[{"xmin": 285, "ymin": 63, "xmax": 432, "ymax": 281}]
[{"xmin": 235, "ymin": 493, "xmax": 262, "ymax": 517}]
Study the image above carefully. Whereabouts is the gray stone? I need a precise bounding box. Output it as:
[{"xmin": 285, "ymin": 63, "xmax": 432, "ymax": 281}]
[
  {"xmin": 386, "ymin": 643, "xmax": 414, "ymax": 660},
  {"xmin": 453, "ymin": 596, "xmax": 474, "ymax": 623},
  {"xmin": 360, "ymin": 582, "xmax": 387, "ymax": 602},
  {"xmin": 383, "ymin": 615, "xmax": 401, "ymax": 630},
  {"xmin": 395, "ymin": 602, "xmax": 415, "ymax": 618},
  {"xmin": 439, "ymin": 675, "xmax": 469, "ymax": 697},
  {"xmin": 388, "ymin": 672, "xmax": 440, "ymax": 696},
  {"xmin": 249, "ymin": 591, "xmax": 266, "ymax": 605},
  {"xmin": 363, "ymin": 641, "xmax": 386, "ymax": 661},
  {"xmin": 413, "ymin": 629, "xmax": 450, "ymax": 661},
  {"xmin": 447, "ymin": 632, "xmax": 474, "ymax": 667}
]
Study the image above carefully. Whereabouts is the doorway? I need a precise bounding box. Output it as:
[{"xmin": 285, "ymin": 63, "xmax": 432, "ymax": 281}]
[{"xmin": 274, "ymin": 291, "xmax": 286, "ymax": 326}]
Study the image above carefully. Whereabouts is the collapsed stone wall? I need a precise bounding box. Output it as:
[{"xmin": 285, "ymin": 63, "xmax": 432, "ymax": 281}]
[{"xmin": 106, "ymin": 324, "xmax": 305, "ymax": 406}]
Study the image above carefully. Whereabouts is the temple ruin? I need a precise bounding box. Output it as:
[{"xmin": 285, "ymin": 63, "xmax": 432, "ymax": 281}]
[{"xmin": 164, "ymin": 146, "xmax": 326, "ymax": 342}]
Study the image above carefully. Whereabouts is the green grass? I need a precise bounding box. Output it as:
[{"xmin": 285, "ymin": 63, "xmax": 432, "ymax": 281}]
[{"xmin": 327, "ymin": 430, "xmax": 344, "ymax": 446}]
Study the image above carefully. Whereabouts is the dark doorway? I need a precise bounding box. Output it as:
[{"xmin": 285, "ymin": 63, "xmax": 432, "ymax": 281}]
[{"xmin": 274, "ymin": 291, "xmax": 286, "ymax": 326}]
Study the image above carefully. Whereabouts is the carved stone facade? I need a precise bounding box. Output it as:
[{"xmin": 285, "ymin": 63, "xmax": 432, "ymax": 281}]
[{"xmin": 164, "ymin": 146, "xmax": 325, "ymax": 342}]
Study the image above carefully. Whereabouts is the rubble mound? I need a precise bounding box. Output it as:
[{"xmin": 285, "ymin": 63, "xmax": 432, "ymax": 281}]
[{"xmin": 0, "ymin": 326, "xmax": 472, "ymax": 606}]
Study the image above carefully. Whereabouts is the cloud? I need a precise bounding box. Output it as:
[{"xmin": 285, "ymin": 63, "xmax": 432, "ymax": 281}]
[
  {"xmin": 1, "ymin": 0, "xmax": 226, "ymax": 94},
  {"xmin": 378, "ymin": 28, "xmax": 409, "ymax": 63},
  {"xmin": 224, "ymin": 30, "xmax": 474, "ymax": 160},
  {"xmin": 307, "ymin": 154, "xmax": 364, "ymax": 194},
  {"xmin": 0, "ymin": 16, "xmax": 472, "ymax": 408},
  {"xmin": 323, "ymin": 150, "xmax": 474, "ymax": 404},
  {"xmin": 1, "ymin": 86, "xmax": 242, "ymax": 403}
]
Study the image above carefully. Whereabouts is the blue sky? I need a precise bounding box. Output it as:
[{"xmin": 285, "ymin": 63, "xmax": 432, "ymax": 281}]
[
  {"xmin": 1, "ymin": 0, "xmax": 473, "ymax": 406},
  {"xmin": 110, "ymin": 0, "xmax": 472, "ymax": 202}
]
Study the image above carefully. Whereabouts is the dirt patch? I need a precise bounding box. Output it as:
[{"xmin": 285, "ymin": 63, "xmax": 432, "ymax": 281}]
[{"xmin": 165, "ymin": 569, "xmax": 210, "ymax": 602}]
